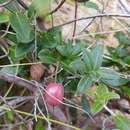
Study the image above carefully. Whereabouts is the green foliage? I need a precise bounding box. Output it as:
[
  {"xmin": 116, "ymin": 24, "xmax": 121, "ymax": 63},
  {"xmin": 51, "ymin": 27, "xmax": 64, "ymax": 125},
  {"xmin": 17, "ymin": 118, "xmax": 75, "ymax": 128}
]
[
  {"xmin": 41, "ymin": 27, "xmax": 62, "ymax": 48},
  {"xmin": 83, "ymin": 50, "xmax": 94, "ymax": 71},
  {"xmin": 124, "ymin": 56, "xmax": 130, "ymax": 65},
  {"xmin": 10, "ymin": 12, "xmax": 34, "ymax": 43},
  {"xmin": 6, "ymin": 111, "xmax": 14, "ymax": 122},
  {"xmin": 1, "ymin": 2, "xmax": 130, "ymax": 129},
  {"xmin": 0, "ymin": 14, "xmax": 9, "ymax": 24},
  {"xmin": 106, "ymin": 46, "xmax": 130, "ymax": 68},
  {"xmin": 69, "ymin": 58, "xmax": 86, "ymax": 74},
  {"xmin": 0, "ymin": 0, "xmax": 20, "ymax": 13},
  {"xmin": 35, "ymin": 119, "xmax": 45, "ymax": 130},
  {"xmin": 57, "ymin": 42, "xmax": 85, "ymax": 57},
  {"xmin": 92, "ymin": 44, "xmax": 104, "ymax": 69},
  {"xmin": 100, "ymin": 68, "xmax": 128, "ymax": 87},
  {"xmin": 121, "ymin": 86, "xmax": 130, "ymax": 96},
  {"xmin": 84, "ymin": 1, "xmax": 99, "ymax": 11},
  {"xmin": 16, "ymin": 42, "xmax": 34, "ymax": 58},
  {"xmin": 38, "ymin": 41, "xmax": 85, "ymax": 68},
  {"xmin": 115, "ymin": 31, "xmax": 130, "ymax": 45},
  {"xmin": 32, "ymin": 0, "xmax": 53, "ymax": 16},
  {"xmin": 0, "ymin": 66, "xmax": 18, "ymax": 75},
  {"xmin": 76, "ymin": 44, "xmax": 104, "ymax": 93},
  {"xmin": 83, "ymin": 44, "xmax": 104, "ymax": 71},
  {"xmin": 81, "ymin": 95, "xmax": 91, "ymax": 114},
  {"xmin": 77, "ymin": 76, "xmax": 93, "ymax": 93},
  {"xmin": 114, "ymin": 115, "xmax": 130, "ymax": 130},
  {"xmin": 87, "ymin": 84, "xmax": 120, "ymax": 115},
  {"xmin": 38, "ymin": 49, "xmax": 58, "ymax": 64}
]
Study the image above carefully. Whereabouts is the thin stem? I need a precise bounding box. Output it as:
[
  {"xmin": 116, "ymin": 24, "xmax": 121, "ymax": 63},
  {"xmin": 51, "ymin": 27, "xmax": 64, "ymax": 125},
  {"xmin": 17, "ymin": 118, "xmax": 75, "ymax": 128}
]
[
  {"xmin": 0, "ymin": 61, "xmax": 42, "ymax": 68},
  {"xmin": 56, "ymin": 13, "xmax": 130, "ymax": 28},
  {"xmin": 49, "ymin": 0, "xmax": 66, "ymax": 14},
  {"xmin": 72, "ymin": 0, "xmax": 78, "ymax": 45},
  {"xmin": 0, "ymin": 106, "xmax": 82, "ymax": 130},
  {"xmin": 0, "ymin": 0, "xmax": 13, "ymax": 7},
  {"xmin": 73, "ymin": 27, "xmax": 130, "ymax": 39},
  {"xmin": 104, "ymin": 105, "xmax": 115, "ymax": 116},
  {"xmin": 0, "ymin": 23, "xmax": 10, "ymax": 39},
  {"xmin": 17, "ymin": 0, "xmax": 28, "ymax": 9}
]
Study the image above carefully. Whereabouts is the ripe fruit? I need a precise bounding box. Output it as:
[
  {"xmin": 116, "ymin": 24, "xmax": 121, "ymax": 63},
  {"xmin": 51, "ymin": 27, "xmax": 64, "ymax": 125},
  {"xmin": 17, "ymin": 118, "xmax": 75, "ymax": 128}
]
[{"xmin": 45, "ymin": 83, "xmax": 64, "ymax": 106}]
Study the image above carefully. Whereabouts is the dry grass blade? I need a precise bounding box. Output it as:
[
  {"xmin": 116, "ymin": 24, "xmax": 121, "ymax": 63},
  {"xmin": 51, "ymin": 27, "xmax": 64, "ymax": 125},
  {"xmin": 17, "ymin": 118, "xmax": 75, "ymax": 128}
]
[{"xmin": 0, "ymin": 106, "xmax": 82, "ymax": 130}]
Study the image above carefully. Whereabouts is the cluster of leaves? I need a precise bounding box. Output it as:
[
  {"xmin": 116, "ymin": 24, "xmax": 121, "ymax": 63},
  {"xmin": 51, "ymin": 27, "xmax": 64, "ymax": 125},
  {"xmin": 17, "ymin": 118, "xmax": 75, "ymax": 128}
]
[{"xmin": 1, "ymin": 0, "xmax": 130, "ymax": 129}]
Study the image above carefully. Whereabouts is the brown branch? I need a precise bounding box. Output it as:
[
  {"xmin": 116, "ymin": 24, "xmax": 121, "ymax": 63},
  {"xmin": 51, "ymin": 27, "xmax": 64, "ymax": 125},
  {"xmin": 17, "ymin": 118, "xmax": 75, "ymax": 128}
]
[
  {"xmin": 78, "ymin": 18, "xmax": 95, "ymax": 34},
  {"xmin": 0, "ymin": 96, "xmax": 33, "ymax": 114},
  {"xmin": 17, "ymin": 0, "xmax": 28, "ymax": 10},
  {"xmin": 55, "ymin": 13, "xmax": 130, "ymax": 28},
  {"xmin": 49, "ymin": 0, "xmax": 66, "ymax": 15},
  {"xmin": 0, "ymin": 73, "xmax": 36, "ymax": 92},
  {"xmin": 72, "ymin": 0, "xmax": 78, "ymax": 44}
]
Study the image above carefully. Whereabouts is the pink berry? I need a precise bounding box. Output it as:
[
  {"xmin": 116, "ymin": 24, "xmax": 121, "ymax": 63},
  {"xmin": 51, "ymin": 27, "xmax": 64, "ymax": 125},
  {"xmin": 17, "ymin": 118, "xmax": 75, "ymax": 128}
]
[{"xmin": 45, "ymin": 83, "xmax": 64, "ymax": 106}]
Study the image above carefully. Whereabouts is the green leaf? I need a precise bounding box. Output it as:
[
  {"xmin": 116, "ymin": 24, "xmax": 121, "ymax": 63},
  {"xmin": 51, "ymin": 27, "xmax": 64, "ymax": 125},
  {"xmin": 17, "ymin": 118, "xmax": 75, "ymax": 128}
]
[
  {"xmin": 28, "ymin": 4, "xmax": 36, "ymax": 19},
  {"xmin": 124, "ymin": 56, "xmax": 130, "ymax": 64},
  {"xmin": 64, "ymin": 79, "xmax": 79, "ymax": 94},
  {"xmin": 0, "ymin": 80, "xmax": 6, "ymax": 86},
  {"xmin": 114, "ymin": 115, "xmax": 130, "ymax": 130},
  {"xmin": 57, "ymin": 42, "xmax": 84, "ymax": 59},
  {"xmin": 69, "ymin": 59, "xmax": 86, "ymax": 74},
  {"xmin": 85, "ymin": 1, "xmax": 99, "ymax": 10},
  {"xmin": 116, "ymin": 48, "xmax": 128, "ymax": 58},
  {"xmin": 89, "ymin": 70, "xmax": 101, "ymax": 82},
  {"xmin": 100, "ymin": 67, "xmax": 128, "ymax": 87},
  {"xmin": 96, "ymin": 84, "xmax": 109, "ymax": 95},
  {"xmin": 41, "ymin": 32, "xmax": 57, "ymax": 48},
  {"xmin": 9, "ymin": 45, "xmax": 21, "ymax": 63},
  {"xmin": 4, "ymin": 33, "xmax": 17, "ymax": 43},
  {"xmin": 56, "ymin": 45, "xmax": 68, "ymax": 57},
  {"xmin": 0, "ymin": 14, "xmax": 9, "ymax": 24},
  {"xmin": 0, "ymin": 66, "xmax": 18, "ymax": 75},
  {"xmin": 86, "ymin": 128, "xmax": 91, "ymax": 130},
  {"xmin": 115, "ymin": 31, "xmax": 130, "ymax": 45},
  {"xmin": 121, "ymin": 86, "xmax": 130, "ymax": 96},
  {"xmin": 83, "ymin": 50, "xmax": 94, "ymax": 71},
  {"xmin": 32, "ymin": 0, "xmax": 53, "ymax": 16},
  {"xmin": 87, "ymin": 84, "xmax": 106, "ymax": 114},
  {"xmin": 49, "ymin": 27, "xmax": 62, "ymax": 45},
  {"xmin": 10, "ymin": 12, "xmax": 34, "ymax": 43},
  {"xmin": 0, "ymin": 0, "xmax": 20, "ymax": 13},
  {"xmin": 97, "ymin": 92, "xmax": 120, "ymax": 101},
  {"xmin": 92, "ymin": 44, "xmax": 104, "ymax": 69},
  {"xmin": 91, "ymin": 99, "xmax": 105, "ymax": 115},
  {"xmin": 57, "ymin": 43, "xmax": 73, "ymax": 57},
  {"xmin": 81, "ymin": 95, "xmax": 91, "ymax": 114},
  {"xmin": 88, "ymin": 84, "xmax": 120, "ymax": 115},
  {"xmin": 16, "ymin": 42, "xmax": 33, "ymax": 58},
  {"xmin": 91, "ymin": 93, "xmax": 118, "ymax": 115},
  {"xmin": 6, "ymin": 111, "xmax": 14, "ymax": 122},
  {"xmin": 35, "ymin": 119, "xmax": 44, "ymax": 130},
  {"xmin": 72, "ymin": 43, "xmax": 85, "ymax": 56},
  {"xmin": 38, "ymin": 49, "xmax": 57, "ymax": 64},
  {"xmin": 77, "ymin": 76, "xmax": 93, "ymax": 93},
  {"xmin": 96, "ymin": 84, "xmax": 120, "ymax": 100},
  {"xmin": 41, "ymin": 27, "xmax": 61, "ymax": 49},
  {"xmin": 60, "ymin": 61, "xmax": 74, "ymax": 74}
]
